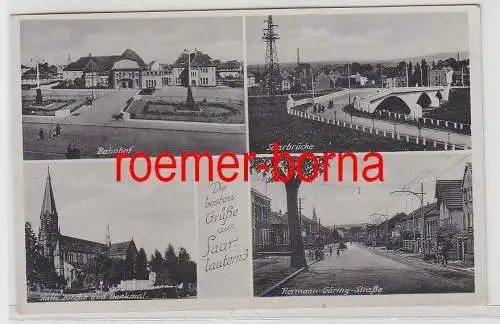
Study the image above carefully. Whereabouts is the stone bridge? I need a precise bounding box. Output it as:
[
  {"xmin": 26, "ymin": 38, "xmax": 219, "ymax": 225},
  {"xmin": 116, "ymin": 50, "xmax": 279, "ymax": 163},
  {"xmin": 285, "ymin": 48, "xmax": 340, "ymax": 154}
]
[{"xmin": 353, "ymin": 87, "xmax": 445, "ymax": 119}]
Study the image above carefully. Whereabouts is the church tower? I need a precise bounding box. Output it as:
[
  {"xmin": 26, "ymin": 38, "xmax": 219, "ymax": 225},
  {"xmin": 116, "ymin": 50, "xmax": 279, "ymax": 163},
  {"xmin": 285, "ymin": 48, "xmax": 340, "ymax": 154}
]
[{"xmin": 38, "ymin": 167, "xmax": 60, "ymax": 258}]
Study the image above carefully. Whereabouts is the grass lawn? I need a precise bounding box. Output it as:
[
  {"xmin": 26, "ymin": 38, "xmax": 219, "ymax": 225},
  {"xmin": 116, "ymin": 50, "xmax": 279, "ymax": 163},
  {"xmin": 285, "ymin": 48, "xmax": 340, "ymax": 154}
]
[
  {"xmin": 424, "ymin": 88, "xmax": 471, "ymax": 124},
  {"xmin": 249, "ymin": 98, "xmax": 437, "ymax": 153},
  {"xmin": 253, "ymin": 256, "xmax": 297, "ymax": 296}
]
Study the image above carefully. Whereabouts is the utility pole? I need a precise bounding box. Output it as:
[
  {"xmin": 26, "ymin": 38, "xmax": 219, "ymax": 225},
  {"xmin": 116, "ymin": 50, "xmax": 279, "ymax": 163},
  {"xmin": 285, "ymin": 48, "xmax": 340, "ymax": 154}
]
[
  {"xmin": 347, "ymin": 63, "xmax": 351, "ymax": 105},
  {"xmin": 298, "ymin": 197, "xmax": 305, "ymax": 240},
  {"xmin": 262, "ymin": 15, "xmax": 281, "ymax": 110}
]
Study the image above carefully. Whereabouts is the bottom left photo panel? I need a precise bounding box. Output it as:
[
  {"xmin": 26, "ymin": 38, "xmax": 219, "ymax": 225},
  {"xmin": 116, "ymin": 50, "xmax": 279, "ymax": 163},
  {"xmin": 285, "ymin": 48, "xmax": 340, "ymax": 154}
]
[{"xmin": 22, "ymin": 160, "xmax": 197, "ymax": 302}]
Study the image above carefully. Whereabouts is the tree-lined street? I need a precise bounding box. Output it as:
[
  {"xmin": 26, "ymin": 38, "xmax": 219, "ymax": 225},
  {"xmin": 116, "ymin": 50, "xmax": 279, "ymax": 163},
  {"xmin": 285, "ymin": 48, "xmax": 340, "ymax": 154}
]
[{"xmin": 264, "ymin": 243, "xmax": 473, "ymax": 296}]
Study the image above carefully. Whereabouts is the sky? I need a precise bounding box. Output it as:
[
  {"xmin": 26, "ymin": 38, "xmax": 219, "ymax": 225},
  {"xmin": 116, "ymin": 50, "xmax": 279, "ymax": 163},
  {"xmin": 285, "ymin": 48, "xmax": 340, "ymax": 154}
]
[
  {"xmin": 251, "ymin": 152, "xmax": 471, "ymax": 227},
  {"xmin": 246, "ymin": 12, "xmax": 469, "ymax": 64},
  {"xmin": 20, "ymin": 16, "xmax": 243, "ymax": 66},
  {"xmin": 24, "ymin": 161, "xmax": 197, "ymax": 260}
]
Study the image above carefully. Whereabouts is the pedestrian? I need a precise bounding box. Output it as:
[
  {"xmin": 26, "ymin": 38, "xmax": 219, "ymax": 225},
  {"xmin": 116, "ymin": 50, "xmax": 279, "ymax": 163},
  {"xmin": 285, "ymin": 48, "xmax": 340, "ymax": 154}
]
[
  {"xmin": 329, "ymin": 245, "xmax": 332, "ymax": 256},
  {"xmin": 442, "ymin": 241, "xmax": 449, "ymax": 266},
  {"xmin": 55, "ymin": 124, "xmax": 61, "ymax": 136},
  {"xmin": 336, "ymin": 245, "xmax": 341, "ymax": 256},
  {"xmin": 37, "ymin": 128, "xmax": 44, "ymax": 140}
]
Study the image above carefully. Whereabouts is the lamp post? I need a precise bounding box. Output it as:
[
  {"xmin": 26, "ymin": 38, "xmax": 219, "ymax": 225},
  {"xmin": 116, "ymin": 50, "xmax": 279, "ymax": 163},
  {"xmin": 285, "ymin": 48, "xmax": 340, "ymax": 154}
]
[
  {"xmin": 30, "ymin": 57, "xmax": 44, "ymax": 89},
  {"xmin": 391, "ymin": 184, "xmax": 426, "ymax": 253},
  {"xmin": 369, "ymin": 213, "xmax": 389, "ymax": 248},
  {"xmin": 184, "ymin": 48, "xmax": 196, "ymax": 87}
]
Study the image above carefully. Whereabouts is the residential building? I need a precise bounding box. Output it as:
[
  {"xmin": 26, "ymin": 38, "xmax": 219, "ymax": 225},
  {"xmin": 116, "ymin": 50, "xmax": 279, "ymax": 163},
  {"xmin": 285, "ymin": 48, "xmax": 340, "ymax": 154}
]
[
  {"xmin": 461, "ymin": 162, "xmax": 474, "ymax": 262},
  {"xmin": 435, "ymin": 180, "xmax": 465, "ymax": 228},
  {"xmin": 251, "ymin": 188, "xmax": 272, "ymax": 252},
  {"xmin": 63, "ymin": 49, "xmax": 146, "ymax": 89},
  {"xmin": 142, "ymin": 61, "xmax": 169, "ymax": 89},
  {"xmin": 172, "ymin": 51, "xmax": 217, "ymax": 87},
  {"xmin": 247, "ymin": 73, "xmax": 256, "ymax": 88},
  {"xmin": 216, "ymin": 60, "xmax": 243, "ymax": 79},
  {"xmin": 429, "ymin": 68, "xmax": 448, "ymax": 87},
  {"xmin": 314, "ymin": 71, "xmax": 331, "ymax": 92},
  {"xmin": 435, "ymin": 179, "xmax": 465, "ymax": 260},
  {"xmin": 385, "ymin": 76, "xmax": 407, "ymax": 88}
]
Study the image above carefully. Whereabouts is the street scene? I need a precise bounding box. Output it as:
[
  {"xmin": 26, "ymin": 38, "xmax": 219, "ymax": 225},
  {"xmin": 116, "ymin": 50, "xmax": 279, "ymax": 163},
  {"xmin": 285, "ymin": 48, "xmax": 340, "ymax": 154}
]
[
  {"xmin": 20, "ymin": 17, "xmax": 245, "ymax": 160},
  {"xmin": 246, "ymin": 12, "xmax": 472, "ymax": 153},
  {"xmin": 251, "ymin": 153, "xmax": 474, "ymax": 297},
  {"xmin": 24, "ymin": 162, "xmax": 197, "ymax": 302}
]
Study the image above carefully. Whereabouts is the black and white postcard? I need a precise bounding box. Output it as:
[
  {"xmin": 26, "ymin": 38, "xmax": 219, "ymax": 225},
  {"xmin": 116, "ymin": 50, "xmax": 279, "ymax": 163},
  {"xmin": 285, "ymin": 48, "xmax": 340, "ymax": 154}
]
[{"xmin": 10, "ymin": 5, "xmax": 486, "ymax": 316}]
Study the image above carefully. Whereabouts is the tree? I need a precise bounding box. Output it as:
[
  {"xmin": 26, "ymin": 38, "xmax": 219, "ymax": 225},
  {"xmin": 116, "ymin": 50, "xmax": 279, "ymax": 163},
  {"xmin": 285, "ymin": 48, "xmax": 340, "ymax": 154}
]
[
  {"xmin": 177, "ymin": 247, "xmax": 190, "ymax": 264},
  {"xmin": 150, "ymin": 249, "xmax": 164, "ymax": 274},
  {"xmin": 25, "ymin": 222, "xmax": 40, "ymax": 285},
  {"xmin": 164, "ymin": 244, "xmax": 178, "ymax": 267},
  {"xmin": 421, "ymin": 59, "xmax": 429, "ymax": 86},
  {"xmin": 250, "ymin": 156, "xmax": 327, "ymax": 268},
  {"xmin": 73, "ymin": 77, "xmax": 85, "ymax": 89},
  {"xmin": 135, "ymin": 248, "xmax": 148, "ymax": 280},
  {"xmin": 407, "ymin": 62, "xmax": 413, "ymax": 86},
  {"xmin": 413, "ymin": 62, "xmax": 421, "ymax": 87}
]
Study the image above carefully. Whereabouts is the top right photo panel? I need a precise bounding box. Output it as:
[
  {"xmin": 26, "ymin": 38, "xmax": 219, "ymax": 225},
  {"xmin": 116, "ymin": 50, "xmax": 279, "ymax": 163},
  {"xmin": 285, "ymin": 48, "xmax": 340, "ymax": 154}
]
[{"xmin": 247, "ymin": 7, "xmax": 477, "ymax": 154}]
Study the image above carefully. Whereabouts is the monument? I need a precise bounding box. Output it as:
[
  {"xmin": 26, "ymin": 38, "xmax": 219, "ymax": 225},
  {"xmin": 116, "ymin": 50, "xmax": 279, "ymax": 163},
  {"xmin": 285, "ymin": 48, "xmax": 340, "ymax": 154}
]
[{"xmin": 35, "ymin": 88, "xmax": 43, "ymax": 106}]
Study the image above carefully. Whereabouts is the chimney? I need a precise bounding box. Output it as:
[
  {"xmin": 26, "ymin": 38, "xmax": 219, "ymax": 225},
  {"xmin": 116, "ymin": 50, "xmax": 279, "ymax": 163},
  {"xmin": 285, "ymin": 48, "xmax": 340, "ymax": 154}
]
[{"xmin": 297, "ymin": 48, "xmax": 300, "ymax": 66}]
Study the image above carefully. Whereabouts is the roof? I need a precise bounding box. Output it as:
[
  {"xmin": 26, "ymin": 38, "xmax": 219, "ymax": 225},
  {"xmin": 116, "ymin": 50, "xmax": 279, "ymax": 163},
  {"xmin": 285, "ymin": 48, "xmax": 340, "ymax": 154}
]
[
  {"xmin": 118, "ymin": 48, "xmax": 146, "ymax": 68},
  {"xmin": 269, "ymin": 212, "xmax": 288, "ymax": 225},
  {"xmin": 250, "ymin": 187, "xmax": 271, "ymax": 202},
  {"xmin": 41, "ymin": 169, "xmax": 57, "ymax": 216},
  {"xmin": 435, "ymin": 180, "xmax": 463, "ymax": 210},
  {"xmin": 64, "ymin": 55, "xmax": 120, "ymax": 72},
  {"xmin": 405, "ymin": 202, "xmax": 438, "ymax": 221},
  {"xmin": 109, "ymin": 240, "xmax": 133, "ymax": 255},
  {"xmin": 60, "ymin": 235, "xmax": 107, "ymax": 254},
  {"xmin": 174, "ymin": 51, "xmax": 215, "ymax": 67},
  {"xmin": 217, "ymin": 60, "xmax": 242, "ymax": 70}
]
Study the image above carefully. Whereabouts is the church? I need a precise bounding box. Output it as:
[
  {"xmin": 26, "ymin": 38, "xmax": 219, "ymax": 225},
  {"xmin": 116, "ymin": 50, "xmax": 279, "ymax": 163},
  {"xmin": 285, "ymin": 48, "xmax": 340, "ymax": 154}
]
[{"xmin": 38, "ymin": 168, "xmax": 138, "ymax": 289}]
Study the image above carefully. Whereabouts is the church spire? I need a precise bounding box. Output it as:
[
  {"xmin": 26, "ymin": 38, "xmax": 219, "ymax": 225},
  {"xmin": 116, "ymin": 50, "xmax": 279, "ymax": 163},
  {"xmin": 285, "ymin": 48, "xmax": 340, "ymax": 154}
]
[
  {"xmin": 41, "ymin": 167, "xmax": 57, "ymax": 217},
  {"xmin": 39, "ymin": 167, "xmax": 59, "ymax": 257},
  {"xmin": 312, "ymin": 206, "xmax": 317, "ymax": 222}
]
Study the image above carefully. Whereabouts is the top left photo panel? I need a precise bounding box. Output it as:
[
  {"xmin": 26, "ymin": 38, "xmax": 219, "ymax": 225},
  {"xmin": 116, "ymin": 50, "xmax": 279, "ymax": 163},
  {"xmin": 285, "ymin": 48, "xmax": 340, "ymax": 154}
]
[{"xmin": 16, "ymin": 15, "xmax": 246, "ymax": 160}]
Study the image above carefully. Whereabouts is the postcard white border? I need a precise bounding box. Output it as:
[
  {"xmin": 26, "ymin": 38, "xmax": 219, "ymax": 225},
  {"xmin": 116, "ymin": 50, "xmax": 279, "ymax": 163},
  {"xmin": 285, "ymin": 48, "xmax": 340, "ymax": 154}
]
[{"xmin": 10, "ymin": 4, "xmax": 487, "ymax": 316}]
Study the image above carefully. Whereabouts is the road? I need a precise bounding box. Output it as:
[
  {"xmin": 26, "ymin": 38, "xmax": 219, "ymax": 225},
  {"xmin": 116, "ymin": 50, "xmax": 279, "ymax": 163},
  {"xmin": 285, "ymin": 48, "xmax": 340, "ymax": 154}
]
[
  {"xmin": 303, "ymin": 89, "xmax": 471, "ymax": 148},
  {"xmin": 265, "ymin": 243, "xmax": 473, "ymax": 296}
]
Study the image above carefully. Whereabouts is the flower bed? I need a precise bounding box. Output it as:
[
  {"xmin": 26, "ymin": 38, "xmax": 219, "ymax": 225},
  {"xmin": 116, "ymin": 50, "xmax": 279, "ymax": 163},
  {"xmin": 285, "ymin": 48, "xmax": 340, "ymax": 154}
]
[{"xmin": 129, "ymin": 99, "xmax": 244, "ymax": 124}]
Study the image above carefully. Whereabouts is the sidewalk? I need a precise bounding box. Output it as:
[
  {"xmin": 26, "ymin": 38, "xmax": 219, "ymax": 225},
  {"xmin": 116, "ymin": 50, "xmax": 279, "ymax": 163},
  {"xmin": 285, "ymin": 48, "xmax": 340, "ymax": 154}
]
[
  {"xmin": 253, "ymin": 254, "xmax": 319, "ymax": 297},
  {"xmin": 366, "ymin": 245, "xmax": 474, "ymax": 276}
]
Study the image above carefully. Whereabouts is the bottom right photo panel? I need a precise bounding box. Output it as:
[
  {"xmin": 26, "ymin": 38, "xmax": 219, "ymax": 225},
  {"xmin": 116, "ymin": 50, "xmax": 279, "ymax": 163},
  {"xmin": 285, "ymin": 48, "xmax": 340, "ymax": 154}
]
[{"xmin": 251, "ymin": 152, "xmax": 476, "ymax": 298}]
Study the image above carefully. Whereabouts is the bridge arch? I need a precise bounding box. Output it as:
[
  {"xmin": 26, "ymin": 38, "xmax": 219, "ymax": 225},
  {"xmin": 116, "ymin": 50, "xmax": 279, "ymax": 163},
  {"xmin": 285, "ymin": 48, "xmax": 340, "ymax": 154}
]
[
  {"xmin": 374, "ymin": 96, "xmax": 411, "ymax": 115},
  {"xmin": 416, "ymin": 92, "xmax": 432, "ymax": 108}
]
